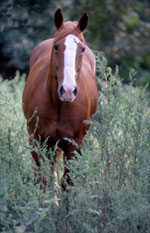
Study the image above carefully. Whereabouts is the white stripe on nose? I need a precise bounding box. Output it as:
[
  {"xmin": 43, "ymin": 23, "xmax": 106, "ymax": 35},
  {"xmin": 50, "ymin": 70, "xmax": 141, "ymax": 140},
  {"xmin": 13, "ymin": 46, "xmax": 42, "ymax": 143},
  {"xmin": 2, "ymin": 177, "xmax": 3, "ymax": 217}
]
[{"xmin": 62, "ymin": 34, "xmax": 80, "ymax": 91}]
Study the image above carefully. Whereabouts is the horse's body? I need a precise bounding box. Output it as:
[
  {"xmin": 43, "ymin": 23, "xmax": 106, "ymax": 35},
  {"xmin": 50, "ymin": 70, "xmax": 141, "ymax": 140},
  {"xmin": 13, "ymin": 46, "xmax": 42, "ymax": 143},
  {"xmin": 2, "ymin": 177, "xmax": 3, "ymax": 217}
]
[{"xmin": 22, "ymin": 9, "xmax": 98, "ymax": 190}]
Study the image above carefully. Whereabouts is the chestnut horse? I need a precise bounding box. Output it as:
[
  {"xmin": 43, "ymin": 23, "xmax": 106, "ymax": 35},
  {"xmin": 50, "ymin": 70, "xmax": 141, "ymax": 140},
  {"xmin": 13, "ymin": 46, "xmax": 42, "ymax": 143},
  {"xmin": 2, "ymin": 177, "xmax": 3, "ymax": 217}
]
[{"xmin": 22, "ymin": 9, "xmax": 98, "ymax": 191}]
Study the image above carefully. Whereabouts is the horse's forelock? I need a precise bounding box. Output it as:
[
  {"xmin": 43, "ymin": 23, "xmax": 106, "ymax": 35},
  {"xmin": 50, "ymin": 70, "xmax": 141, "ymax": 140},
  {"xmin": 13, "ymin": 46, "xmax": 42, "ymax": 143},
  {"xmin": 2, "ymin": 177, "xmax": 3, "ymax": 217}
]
[{"xmin": 54, "ymin": 21, "xmax": 85, "ymax": 43}]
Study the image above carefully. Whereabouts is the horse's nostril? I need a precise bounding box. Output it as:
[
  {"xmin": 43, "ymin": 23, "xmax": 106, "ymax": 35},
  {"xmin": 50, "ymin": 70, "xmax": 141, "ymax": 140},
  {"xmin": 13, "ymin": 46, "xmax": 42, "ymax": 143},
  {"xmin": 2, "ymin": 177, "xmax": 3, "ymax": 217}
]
[
  {"xmin": 59, "ymin": 85, "xmax": 65, "ymax": 97},
  {"xmin": 73, "ymin": 87, "xmax": 78, "ymax": 96}
]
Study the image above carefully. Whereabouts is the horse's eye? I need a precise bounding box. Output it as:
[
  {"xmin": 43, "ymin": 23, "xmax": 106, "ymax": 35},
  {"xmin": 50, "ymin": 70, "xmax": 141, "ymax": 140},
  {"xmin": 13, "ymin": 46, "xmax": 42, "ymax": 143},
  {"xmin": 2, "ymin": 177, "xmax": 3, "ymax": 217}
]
[
  {"xmin": 54, "ymin": 44, "xmax": 59, "ymax": 52},
  {"xmin": 81, "ymin": 47, "xmax": 85, "ymax": 54}
]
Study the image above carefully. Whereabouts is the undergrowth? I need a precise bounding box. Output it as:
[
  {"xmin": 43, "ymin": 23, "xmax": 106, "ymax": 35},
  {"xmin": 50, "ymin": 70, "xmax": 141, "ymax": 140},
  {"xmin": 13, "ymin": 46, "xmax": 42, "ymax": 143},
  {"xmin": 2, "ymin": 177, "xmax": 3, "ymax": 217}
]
[{"xmin": 0, "ymin": 56, "xmax": 150, "ymax": 233}]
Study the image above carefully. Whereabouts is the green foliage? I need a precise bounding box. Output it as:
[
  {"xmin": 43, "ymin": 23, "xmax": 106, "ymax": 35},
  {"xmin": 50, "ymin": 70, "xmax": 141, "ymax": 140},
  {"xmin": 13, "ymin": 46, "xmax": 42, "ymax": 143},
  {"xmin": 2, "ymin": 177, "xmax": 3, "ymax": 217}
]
[
  {"xmin": 69, "ymin": 0, "xmax": 150, "ymax": 86},
  {"xmin": 0, "ymin": 55, "xmax": 150, "ymax": 232}
]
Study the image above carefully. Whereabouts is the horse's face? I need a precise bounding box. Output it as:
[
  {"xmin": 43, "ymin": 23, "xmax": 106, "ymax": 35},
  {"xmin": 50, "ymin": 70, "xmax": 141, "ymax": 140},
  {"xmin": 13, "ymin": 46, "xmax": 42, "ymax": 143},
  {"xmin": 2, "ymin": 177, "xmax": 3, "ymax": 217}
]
[
  {"xmin": 53, "ymin": 9, "xmax": 88, "ymax": 103},
  {"xmin": 53, "ymin": 34, "xmax": 86, "ymax": 103}
]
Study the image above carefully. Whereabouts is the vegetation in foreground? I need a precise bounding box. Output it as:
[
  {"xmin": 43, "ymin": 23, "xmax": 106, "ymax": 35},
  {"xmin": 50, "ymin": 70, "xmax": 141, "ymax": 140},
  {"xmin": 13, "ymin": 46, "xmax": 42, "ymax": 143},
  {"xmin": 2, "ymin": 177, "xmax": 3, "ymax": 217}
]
[{"xmin": 0, "ymin": 56, "xmax": 150, "ymax": 233}]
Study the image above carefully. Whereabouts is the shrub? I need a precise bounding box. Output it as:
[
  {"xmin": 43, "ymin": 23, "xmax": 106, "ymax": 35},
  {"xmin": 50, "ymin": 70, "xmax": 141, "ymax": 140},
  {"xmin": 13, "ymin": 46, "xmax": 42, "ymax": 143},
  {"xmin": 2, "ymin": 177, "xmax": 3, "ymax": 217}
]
[{"xmin": 0, "ymin": 56, "xmax": 150, "ymax": 233}]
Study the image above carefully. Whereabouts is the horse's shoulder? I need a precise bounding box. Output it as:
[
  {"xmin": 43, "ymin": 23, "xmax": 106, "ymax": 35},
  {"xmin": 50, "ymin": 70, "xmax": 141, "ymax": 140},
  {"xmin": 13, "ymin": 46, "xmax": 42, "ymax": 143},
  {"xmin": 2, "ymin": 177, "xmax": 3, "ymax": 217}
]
[{"xmin": 30, "ymin": 39, "xmax": 54, "ymax": 68}]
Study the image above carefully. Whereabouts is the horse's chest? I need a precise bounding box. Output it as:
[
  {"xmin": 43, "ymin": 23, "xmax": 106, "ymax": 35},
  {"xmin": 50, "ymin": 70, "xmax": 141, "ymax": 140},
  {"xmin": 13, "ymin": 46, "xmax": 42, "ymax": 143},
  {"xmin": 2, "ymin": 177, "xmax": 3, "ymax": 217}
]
[{"xmin": 37, "ymin": 115, "xmax": 82, "ymax": 144}]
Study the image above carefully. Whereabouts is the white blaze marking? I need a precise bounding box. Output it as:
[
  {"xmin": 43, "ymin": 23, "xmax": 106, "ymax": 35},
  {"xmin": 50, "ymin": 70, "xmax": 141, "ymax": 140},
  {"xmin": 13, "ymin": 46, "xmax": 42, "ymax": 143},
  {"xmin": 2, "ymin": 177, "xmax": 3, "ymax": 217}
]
[{"xmin": 63, "ymin": 34, "xmax": 80, "ymax": 90}]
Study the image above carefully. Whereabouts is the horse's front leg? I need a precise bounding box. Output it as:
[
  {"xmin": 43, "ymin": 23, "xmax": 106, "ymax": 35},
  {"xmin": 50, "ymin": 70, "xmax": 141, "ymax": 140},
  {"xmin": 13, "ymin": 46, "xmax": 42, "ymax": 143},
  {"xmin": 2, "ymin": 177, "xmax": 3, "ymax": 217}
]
[
  {"xmin": 31, "ymin": 147, "xmax": 63, "ymax": 195},
  {"xmin": 28, "ymin": 134, "xmax": 48, "ymax": 190},
  {"xmin": 29, "ymin": 137, "xmax": 54, "ymax": 192},
  {"xmin": 51, "ymin": 147, "xmax": 63, "ymax": 205},
  {"xmin": 31, "ymin": 150, "xmax": 48, "ymax": 190},
  {"xmin": 61, "ymin": 143, "xmax": 81, "ymax": 192}
]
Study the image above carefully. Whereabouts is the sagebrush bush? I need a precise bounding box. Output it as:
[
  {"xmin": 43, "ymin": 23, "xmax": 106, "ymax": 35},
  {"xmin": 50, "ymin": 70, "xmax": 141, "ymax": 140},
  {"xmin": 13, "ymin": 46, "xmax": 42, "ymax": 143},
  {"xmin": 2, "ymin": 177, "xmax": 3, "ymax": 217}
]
[{"xmin": 0, "ymin": 56, "xmax": 150, "ymax": 233}]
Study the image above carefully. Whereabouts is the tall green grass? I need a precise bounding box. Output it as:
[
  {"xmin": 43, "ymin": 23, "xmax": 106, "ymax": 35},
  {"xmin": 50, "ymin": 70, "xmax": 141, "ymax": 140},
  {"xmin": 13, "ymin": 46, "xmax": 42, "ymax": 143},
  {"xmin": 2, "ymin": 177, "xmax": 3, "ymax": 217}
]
[{"xmin": 0, "ymin": 56, "xmax": 150, "ymax": 233}]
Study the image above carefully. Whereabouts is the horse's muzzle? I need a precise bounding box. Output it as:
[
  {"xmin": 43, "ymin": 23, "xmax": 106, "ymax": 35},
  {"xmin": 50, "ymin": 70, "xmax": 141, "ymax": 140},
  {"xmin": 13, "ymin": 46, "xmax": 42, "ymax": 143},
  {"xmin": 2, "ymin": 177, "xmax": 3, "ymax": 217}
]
[{"xmin": 58, "ymin": 85, "xmax": 78, "ymax": 103}]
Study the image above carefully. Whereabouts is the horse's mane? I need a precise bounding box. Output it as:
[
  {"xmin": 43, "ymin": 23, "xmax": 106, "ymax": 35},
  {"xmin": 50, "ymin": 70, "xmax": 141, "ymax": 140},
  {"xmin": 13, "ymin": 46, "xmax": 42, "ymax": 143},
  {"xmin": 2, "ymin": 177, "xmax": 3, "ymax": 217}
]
[{"xmin": 54, "ymin": 21, "xmax": 86, "ymax": 43}]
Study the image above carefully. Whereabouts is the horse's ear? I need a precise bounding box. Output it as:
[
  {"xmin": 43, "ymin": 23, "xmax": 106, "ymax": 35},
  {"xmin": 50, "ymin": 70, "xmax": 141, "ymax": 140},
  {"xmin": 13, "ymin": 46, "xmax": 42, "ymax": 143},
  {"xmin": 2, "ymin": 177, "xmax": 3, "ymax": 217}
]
[
  {"xmin": 54, "ymin": 8, "xmax": 64, "ymax": 29},
  {"xmin": 77, "ymin": 12, "xmax": 88, "ymax": 32}
]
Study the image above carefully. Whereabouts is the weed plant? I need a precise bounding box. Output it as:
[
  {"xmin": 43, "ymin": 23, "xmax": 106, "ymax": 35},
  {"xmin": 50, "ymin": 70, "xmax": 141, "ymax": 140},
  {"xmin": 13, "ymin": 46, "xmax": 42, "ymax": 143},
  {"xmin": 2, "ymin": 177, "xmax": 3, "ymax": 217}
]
[{"xmin": 0, "ymin": 56, "xmax": 150, "ymax": 233}]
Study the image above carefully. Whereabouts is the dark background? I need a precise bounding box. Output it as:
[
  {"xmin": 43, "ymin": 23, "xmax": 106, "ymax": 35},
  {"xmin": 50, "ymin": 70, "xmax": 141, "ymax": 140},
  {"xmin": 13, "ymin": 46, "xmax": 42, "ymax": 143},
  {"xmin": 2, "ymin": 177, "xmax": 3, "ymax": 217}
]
[{"xmin": 0, "ymin": 0, "xmax": 149, "ymax": 88}]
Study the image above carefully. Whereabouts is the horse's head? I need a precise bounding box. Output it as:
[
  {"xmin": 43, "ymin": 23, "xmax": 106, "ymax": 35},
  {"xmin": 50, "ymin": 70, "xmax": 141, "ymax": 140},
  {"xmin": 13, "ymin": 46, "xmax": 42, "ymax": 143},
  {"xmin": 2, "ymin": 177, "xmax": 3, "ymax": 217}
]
[{"xmin": 52, "ymin": 9, "xmax": 88, "ymax": 103}]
